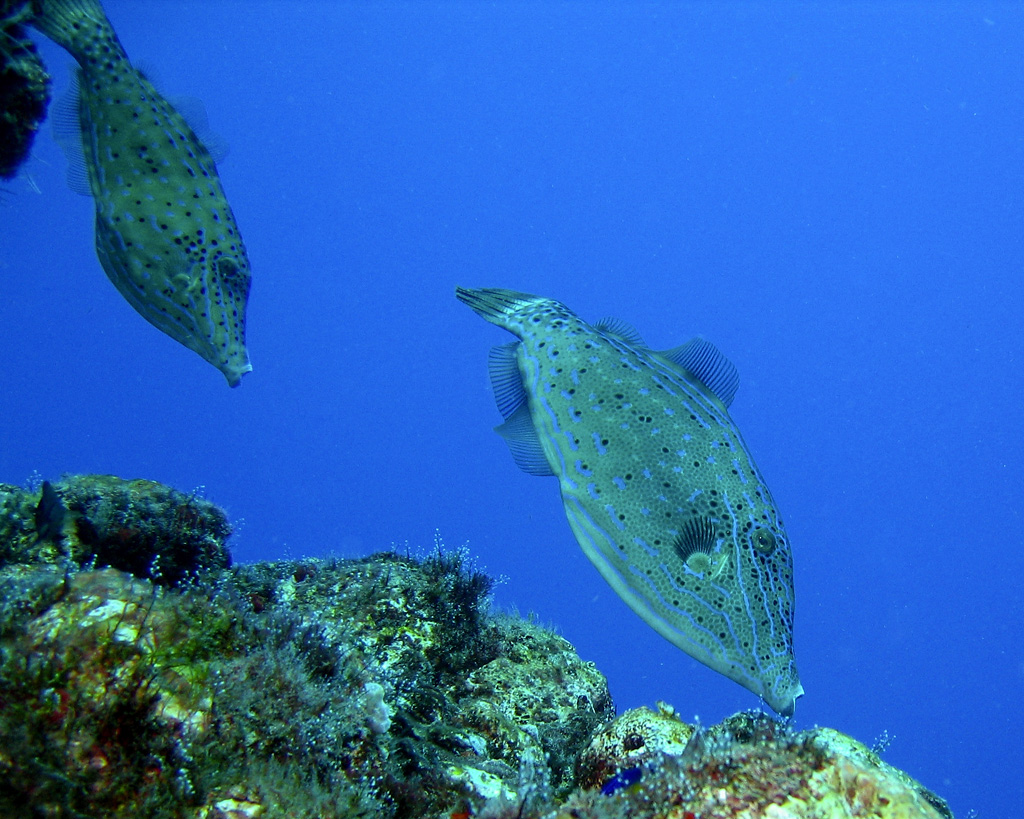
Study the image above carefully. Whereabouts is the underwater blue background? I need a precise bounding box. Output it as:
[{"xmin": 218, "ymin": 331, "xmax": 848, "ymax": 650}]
[{"xmin": 3, "ymin": 3, "xmax": 1022, "ymax": 816}]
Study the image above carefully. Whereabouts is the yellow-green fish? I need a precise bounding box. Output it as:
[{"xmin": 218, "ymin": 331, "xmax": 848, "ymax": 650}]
[
  {"xmin": 31, "ymin": 0, "xmax": 252, "ymax": 386},
  {"xmin": 457, "ymin": 287, "xmax": 802, "ymax": 716}
]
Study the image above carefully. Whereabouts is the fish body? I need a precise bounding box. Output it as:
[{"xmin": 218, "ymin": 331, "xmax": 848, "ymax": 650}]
[
  {"xmin": 456, "ymin": 287, "xmax": 802, "ymax": 716},
  {"xmin": 31, "ymin": 0, "xmax": 252, "ymax": 386}
]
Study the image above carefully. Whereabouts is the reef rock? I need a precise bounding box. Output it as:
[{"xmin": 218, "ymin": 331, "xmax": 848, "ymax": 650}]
[
  {"xmin": 0, "ymin": 475, "xmax": 952, "ymax": 819},
  {"xmin": 1, "ymin": 0, "xmax": 51, "ymax": 179},
  {"xmin": 563, "ymin": 705, "xmax": 952, "ymax": 819},
  {"xmin": 0, "ymin": 474, "xmax": 232, "ymax": 584},
  {"xmin": 0, "ymin": 476, "xmax": 614, "ymax": 818}
]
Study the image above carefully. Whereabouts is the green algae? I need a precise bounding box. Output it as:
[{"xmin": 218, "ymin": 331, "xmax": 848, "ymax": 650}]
[{"xmin": 0, "ymin": 566, "xmax": 385, "ymax": 817}]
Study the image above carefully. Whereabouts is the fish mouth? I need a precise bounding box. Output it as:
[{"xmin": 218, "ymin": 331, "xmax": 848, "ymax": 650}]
[
  {"xmin": 767, "ymin": 681, "xmax": 804, "ymax": 718},
  {"xmin": 221, "ymin": 360, "xmax": 253, "ymax": 388}
]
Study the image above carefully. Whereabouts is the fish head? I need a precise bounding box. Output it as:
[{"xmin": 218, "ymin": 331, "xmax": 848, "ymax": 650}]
[
  {"xmin": 93, "ymin": 218, "xmax": 252, "ymax": 387},
  {"xmin": 647, "ymin": 449, "xmax": 803, "ymax": 715},
  {"xmin": 728, "ymin": 519, "xmax": 803, "ymax": 716},
  {"xmin": 569, "ymin": 463, "xmax": 804, "ymax": 715},
  {"xmin": 723, "ymin": 486, "xmax": 802, "ymax": 716},
  {"xmin": 187, "ymin": 251, "xmax": 253, "ymax": 387}
]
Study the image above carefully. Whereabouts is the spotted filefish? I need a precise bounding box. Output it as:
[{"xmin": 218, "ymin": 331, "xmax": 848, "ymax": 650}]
[
  {"xmin": 31, "ymin": 0, "xmax": 252, "ymax": 386},
  {"xmin": 457, "ymin": 287, "xmax": 802, "ymax": 716}
]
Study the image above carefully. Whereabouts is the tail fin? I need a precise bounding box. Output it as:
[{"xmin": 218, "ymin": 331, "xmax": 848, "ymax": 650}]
[{"xmin": 455, "ymin": 286, "xmax": 537, "ymax": 324}]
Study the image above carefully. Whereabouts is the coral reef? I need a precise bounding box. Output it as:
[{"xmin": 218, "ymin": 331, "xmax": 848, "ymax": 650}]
[
  {"xmin": 560, "ymin": 707, "xmax": 953, "ymax": 819},
  {"xmin": 0, "ymin": 475, "xmax": 232, "ymax": 584},
  {"xmin": 0, "ymin": 475, "xmax": 952, "ymax": 818},
  {"xmin": 0, "ymin": 565, "xmax": 384, "ymax": 818},
  {"xmin": 1, "ymin": 0, "xmax": 50, "ymax": 179},
  {"xmin": 227, "ymin": 548, "xmax": 614, "ymax": 813},
  {"xmin": 0, "ymin": 477, "xmax": 614, "ymax": 817},
  {"xmin": 575, "ymin": 701, "xmax": 697, "ymax": 790}
]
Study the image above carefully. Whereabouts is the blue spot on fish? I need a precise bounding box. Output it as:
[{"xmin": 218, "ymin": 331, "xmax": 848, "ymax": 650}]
[{"xmin": 601, "ymin": 767, "xmax": 642, "ymax": 796}]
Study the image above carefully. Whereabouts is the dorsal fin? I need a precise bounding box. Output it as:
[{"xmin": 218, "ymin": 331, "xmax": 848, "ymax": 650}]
[
  {"xmin": 168, "ymin": 95, "xmax": 230, "ymax": 164},
  {"xmin": 594, "ymin": 317, "xmax": 646, "ymax": 347},
  {"xmin": 135, "ymin": 59, "xmax": 164, "ymax": 90},
  {"xmin": 136, "ymin": 62, "xmax": 230, "ymax": 163},
  {"xmin": 51, "ymin": 72, "xmax": 92, "ymax": 197},
  {"xmin": 494, "ymin": 404, "xmax": 555, "ymax": 477},
  {"xmin": 487, "ymin": 341, "xmax": 527, "ymax": 420},
  {"xmin": 662, "ymin": 337, "xmax": 739, "ymax": 408}
]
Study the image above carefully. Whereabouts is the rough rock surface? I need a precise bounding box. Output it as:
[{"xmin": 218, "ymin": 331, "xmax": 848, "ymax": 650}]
[
  {"xmin": 0, "ymin": 475, "xmax": 952, "ymax": 818},
  {"xmin": 563, "ymin": 705, "xmax": 952, "ymax": 819},
  {"xmin": 0, "ymin": 475, "xmax": 232, "ymax": 583},
  {"xmin": 1, "ymin": 0, "xmax": 51, "ymax": 179}
]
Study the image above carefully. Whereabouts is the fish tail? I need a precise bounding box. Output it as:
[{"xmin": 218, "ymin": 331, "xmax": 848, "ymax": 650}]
[
  {"xmin": 455, "ymin": 286, "xmax": 540, "ymax": 330},
  {"xmin": 30, "ymin": 0, "xmax": 117, "ymax": 59}
]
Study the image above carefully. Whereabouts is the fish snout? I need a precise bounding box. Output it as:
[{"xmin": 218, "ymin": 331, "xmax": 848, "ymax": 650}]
[
  {"xmin": 221, "ymin": 358, "xmax": 253, "ymax": 388},
  {"xmin": 767, "ymin": 680, "xmax": 804, "ymax": 718}
]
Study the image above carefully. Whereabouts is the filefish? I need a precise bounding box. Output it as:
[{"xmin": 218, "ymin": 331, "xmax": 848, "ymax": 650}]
[
  {"xmin": 456, "ymin": 287, "xmax": 802, "ymax": 716},
  {"xmin": 30, "ymin": 0, "xmax": 252, "ymax": 386},
  {"xmin": 33, "ymin": 480, "xmax": 67, "ymax": 546}
]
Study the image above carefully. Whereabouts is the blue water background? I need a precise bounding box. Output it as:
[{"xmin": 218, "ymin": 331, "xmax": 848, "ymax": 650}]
[{"xmin": 3, "ymin": 3, "xmax": 1022, "ymax": 816}]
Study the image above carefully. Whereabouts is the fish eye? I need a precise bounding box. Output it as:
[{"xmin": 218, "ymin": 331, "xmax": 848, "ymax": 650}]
[
  {"xmin": 215, "ymin": 256, "xmax": 243, "ymax": 283},
  {"xmin": 751, "ymin": 528, "xmax": 777, "ymax": 555}
]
